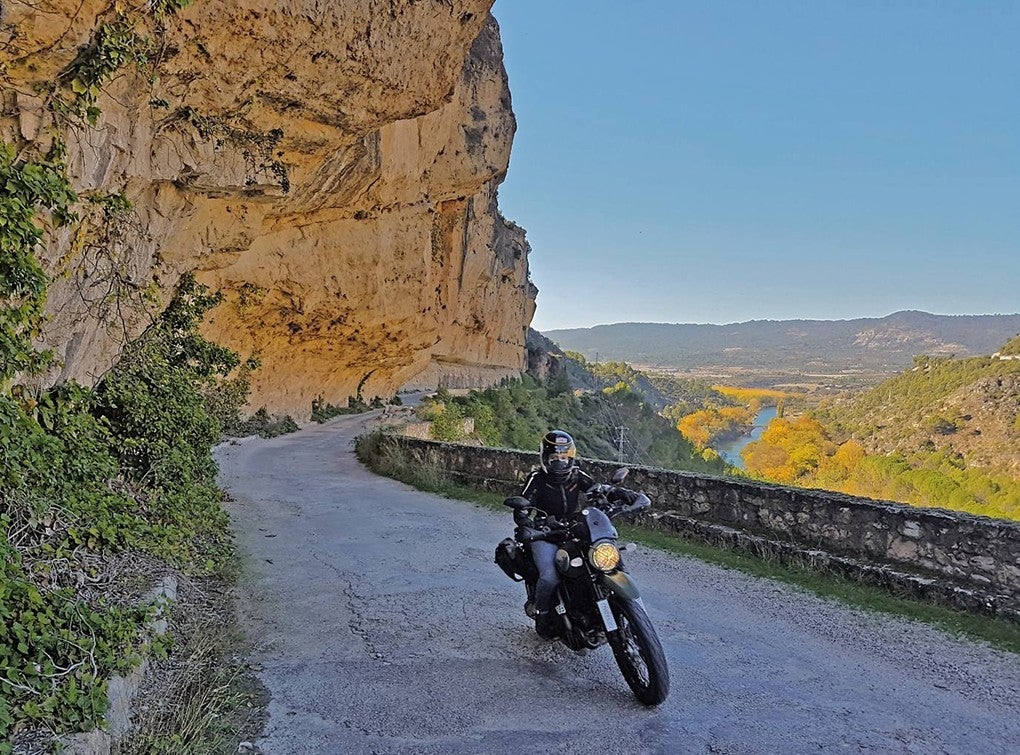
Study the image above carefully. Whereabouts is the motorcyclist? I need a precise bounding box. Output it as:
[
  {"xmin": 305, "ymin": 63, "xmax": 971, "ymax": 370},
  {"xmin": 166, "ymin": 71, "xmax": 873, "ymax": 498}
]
[{"xmin": 519, "ymin": 429, "xmax": 646, "ymax": 639}]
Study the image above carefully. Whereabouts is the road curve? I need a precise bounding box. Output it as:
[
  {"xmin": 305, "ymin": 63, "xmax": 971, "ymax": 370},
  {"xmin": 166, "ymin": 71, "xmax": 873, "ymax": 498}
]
[{"xmin": 217, "ymin": 415, "xmax": 1020, "ymax": 755}]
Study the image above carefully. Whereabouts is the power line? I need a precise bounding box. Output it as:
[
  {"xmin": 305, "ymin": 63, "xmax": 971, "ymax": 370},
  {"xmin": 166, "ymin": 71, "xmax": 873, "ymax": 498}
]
[{"xmin": 584, "ymin": 357, "xmax": 669, "ymax": 468}]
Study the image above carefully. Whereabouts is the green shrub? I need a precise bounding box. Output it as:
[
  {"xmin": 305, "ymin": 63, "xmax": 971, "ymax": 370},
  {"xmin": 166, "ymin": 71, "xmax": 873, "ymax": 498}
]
[
  {"xmin": 219, "ymin": 404, "xmax": 299, "ymax": 438},
  {"xmin": 0, "ymin": 143, "xmax": 76, "ymax": 385},
  {"xmin": 430, "ymin": 402, "xmax": 466, "ymax": 442},
  {"xmin": 0, "ymin": 550, "xmax": 150, "ymax": 743},
  {"xmin": 0, "ymin": 276, "xmax": 244, "ymax": 743},
  {"xmin": 311, "ymin": 392, "xmax": 392, "ymax": 423}
]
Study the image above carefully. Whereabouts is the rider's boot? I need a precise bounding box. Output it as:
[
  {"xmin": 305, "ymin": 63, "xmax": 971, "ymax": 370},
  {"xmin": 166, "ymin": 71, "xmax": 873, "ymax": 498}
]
[{"xmin": 534, "ymin": 610, "xmax": 558, "ymax": 640}]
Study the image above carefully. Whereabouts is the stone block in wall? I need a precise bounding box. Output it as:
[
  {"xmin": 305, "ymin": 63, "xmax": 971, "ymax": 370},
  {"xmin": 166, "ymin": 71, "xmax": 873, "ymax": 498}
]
[
  {"xmin": 889, "ymin": 537, "xmax": 919, "ymax": 561},
  {"xmin": 835, "ymin": 506, "xmax": 855, "ymax": 525},
  {"xmin": 402, "ymin": 422, "xmax": 433, "ymax": 440},
  {"xmin": 899, "ymin": 520, "xmax": 923, "ymax": 539},
  {"xmin": 970, "ymin": 555, "xmax": 996, "ymax": 571},
  {"xmin": 1002, "ymin": 564, "xmax": 1020, "ymax": 587}
]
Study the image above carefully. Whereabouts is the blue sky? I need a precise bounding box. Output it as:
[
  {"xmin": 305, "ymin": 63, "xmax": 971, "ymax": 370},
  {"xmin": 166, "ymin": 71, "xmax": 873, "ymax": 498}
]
[{"xmin": 491, "ymin": 1, "xmax": 1020, "ymax": 330}]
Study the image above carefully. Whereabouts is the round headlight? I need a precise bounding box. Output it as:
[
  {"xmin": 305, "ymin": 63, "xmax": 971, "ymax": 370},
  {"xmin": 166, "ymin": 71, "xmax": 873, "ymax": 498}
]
[{"xmin": 589, "ymin": 541, "xmax": 621, "ymax": 572}]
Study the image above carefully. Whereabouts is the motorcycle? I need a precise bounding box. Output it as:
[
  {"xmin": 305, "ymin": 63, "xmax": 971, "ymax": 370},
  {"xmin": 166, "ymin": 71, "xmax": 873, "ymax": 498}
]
[{"xmin": 493, "ymin": 468, "xmax": 670, "ymax": 706}]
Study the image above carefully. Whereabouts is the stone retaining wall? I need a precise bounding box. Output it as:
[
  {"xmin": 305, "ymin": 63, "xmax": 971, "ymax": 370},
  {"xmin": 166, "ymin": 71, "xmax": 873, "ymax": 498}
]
[{"xmin": 387, "ymin": 436, "xmax": 1020, "ymax": 619}]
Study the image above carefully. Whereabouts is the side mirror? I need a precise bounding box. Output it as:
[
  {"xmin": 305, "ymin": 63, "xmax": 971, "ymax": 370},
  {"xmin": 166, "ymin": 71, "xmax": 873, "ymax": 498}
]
[
  {"xmin": 503, "ymin": 496, "xmax": 531, "ymax": 510},
  {"xmin": 611, "ymin": 467, "xmax": 629, "ymax": 484}
]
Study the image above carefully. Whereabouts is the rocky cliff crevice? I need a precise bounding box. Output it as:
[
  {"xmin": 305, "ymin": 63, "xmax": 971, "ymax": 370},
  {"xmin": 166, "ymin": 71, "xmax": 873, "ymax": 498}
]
[{"xmin": 1, "ymin": 0, "xmax": 536, "ymax": 415}]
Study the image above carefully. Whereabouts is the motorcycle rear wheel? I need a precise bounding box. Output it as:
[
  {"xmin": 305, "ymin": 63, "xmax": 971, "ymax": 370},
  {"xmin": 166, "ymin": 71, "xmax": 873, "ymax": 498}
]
[{"xmin": 608, "ymin": 597, "xmax": 670, "ymax": 706}]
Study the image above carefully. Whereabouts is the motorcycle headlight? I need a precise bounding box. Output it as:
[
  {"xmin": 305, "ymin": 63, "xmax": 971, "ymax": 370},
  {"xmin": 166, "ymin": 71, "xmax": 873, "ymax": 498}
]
[{"xmin": 589, "ymin": 541, "xmax": 620, "ymax": 572}]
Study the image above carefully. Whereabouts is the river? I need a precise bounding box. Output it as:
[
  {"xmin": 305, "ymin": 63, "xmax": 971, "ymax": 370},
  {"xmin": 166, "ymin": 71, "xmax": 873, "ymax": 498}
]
[{"xmin": 714, "ymin": 405, "xmax": 778, "ymax": 469}]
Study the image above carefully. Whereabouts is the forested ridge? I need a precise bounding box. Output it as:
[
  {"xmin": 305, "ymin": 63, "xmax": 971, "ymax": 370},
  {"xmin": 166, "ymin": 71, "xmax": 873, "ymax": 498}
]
[
  {"xmin": 997, "ymin": 335, "xmax": 1020, "ymax": 357},
  {"xmin": 741, "ymin": 350, "xmax": 1020, "ymax": 520},
  {"xmin": 546, "ymin": 311, "xmax": 1020, "ymax": 377},
  {"xmin": 817, "ymin": 354, "xmax": 1020, "ymax": 467}
]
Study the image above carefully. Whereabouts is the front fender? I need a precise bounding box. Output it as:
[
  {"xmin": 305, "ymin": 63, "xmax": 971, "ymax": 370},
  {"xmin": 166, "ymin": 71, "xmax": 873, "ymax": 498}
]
[{"xmin": 599, "ymin": 570, "xmax": 641, "ymax": 601}]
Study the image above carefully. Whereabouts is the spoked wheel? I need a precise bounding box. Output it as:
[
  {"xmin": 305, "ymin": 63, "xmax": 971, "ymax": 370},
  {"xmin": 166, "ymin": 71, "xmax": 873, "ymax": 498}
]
[{"xmin": 608, "ymin": 597, "xmax": 670, "ymax": 705}]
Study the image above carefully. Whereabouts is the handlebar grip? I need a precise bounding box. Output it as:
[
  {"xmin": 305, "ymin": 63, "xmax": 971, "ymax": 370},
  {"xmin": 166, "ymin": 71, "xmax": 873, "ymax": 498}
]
[
  {"xmin": 518, "ymin": 526, "xmax": 556, "ymax": 544},
  {"xmin": 516, "ymin": 526, "xmax": 542, "ymax": 543},
  {"xmin": 518, "ymin": 525, "xmax": 570, "ymax": 543},
  {"xmin": 626, "ymin": 495, "xmax": 650, "ymax": 513}
]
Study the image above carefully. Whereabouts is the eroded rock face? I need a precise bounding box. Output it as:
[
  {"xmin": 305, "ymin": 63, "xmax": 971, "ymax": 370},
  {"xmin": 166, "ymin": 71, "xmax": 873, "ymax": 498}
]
[{"xmin": 1, "ymin": 0, "xmax": 536, "ymax": 414}]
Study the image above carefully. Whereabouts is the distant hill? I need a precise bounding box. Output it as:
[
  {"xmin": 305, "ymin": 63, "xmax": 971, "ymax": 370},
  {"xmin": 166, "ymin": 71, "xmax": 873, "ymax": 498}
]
[
  {"xmin": 818, "ymin": 352, "xmax": 1020, "ymax": 478},
  {"xmin": 545, "ymin": 311, "xmax": 1020, "ymax": 376}
]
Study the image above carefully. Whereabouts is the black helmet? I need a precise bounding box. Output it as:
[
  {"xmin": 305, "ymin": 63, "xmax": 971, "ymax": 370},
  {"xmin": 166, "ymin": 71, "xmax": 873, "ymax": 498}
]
[{"xmin": 541, "ymin": 430, "xmax": 577, "ymax": 484}]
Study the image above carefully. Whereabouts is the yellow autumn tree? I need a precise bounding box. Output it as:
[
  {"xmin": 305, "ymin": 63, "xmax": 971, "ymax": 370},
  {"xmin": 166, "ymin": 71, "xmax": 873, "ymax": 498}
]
[
  {"xmin": 814, "ymin": 439, "xmax": 866, "ymax": 488},
  {"xmin": 676, "ymin": 406, "xmax": 754, "ymax": 448},
  {"xmin": 742, "ymin": 415, "xmax": 836, "ymax": 483},
  {"xmin": 676, "ymin": 410, "xmax": 714, "ymax": 447}
]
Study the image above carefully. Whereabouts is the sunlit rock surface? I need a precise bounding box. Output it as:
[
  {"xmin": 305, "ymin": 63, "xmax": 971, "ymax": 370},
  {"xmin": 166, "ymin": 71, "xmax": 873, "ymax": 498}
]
[{"xmin": 2, "ymin": 0, "xmax": 536, "ymax": 414}]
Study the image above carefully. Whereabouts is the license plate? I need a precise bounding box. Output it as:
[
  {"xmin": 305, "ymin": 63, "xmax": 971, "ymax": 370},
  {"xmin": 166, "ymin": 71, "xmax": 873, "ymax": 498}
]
[{"xmin": 596, "ymin": 599, "xmax": 618, "ymax": 632}]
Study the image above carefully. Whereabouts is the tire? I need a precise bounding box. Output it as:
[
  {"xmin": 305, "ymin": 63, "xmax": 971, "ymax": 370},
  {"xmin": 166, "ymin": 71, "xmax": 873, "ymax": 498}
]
[{"xmin": 608, "ymin": 597, "xmax": 670, "ymax": 705}]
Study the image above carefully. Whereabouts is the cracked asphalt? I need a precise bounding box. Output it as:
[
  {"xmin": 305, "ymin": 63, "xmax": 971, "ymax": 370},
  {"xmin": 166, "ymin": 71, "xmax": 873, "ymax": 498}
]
[{"xmin": 217, "ymin": 413, "xmax": 1020, "ymax": 754}]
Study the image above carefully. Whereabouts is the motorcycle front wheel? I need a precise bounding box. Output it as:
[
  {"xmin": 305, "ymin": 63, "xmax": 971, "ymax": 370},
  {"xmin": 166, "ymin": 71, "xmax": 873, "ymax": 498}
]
[{"xmin": 608, "ymin": 597, "xmax": 670, "ymax": 705}]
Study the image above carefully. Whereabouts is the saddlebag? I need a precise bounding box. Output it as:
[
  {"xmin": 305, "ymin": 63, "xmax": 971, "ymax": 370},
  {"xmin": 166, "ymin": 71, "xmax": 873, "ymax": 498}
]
[{"xmin": 494, "ymin": 537, "xmax": 526, "ymax": 582}]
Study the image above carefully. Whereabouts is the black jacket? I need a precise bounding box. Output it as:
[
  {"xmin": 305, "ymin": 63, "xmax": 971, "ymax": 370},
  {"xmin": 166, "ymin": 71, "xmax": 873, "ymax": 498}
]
[{"xmin": 520, "ymin": 467, "xmax": 597, "ymax": 518}]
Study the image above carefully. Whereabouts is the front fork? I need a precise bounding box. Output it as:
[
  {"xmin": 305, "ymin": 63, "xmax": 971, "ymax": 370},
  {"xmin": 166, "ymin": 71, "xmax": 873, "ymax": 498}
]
[
  {"xmin": 554, "ymin": 576, "xmax": 636, "ymax": 636},
  {"xmin": 538, "ymin": 570, "xmax": 644, "ymax": 635},
  {"xmin": 595, "ymin": 570, "xmax": 643, "ymax": 634}
]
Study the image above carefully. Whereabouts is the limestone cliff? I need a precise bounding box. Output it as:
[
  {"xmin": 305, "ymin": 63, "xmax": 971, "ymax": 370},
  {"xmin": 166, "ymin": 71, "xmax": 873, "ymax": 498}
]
[{"xmin": 1, "ymin": 0, "xmax": 536, "ymax": 415}]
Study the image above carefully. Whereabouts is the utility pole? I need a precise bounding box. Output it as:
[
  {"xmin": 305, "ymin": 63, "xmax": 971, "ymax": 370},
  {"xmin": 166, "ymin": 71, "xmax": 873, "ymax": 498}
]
[{"xmin": 616, "ymin": 425, "xmax": 627, "ymax": 463}]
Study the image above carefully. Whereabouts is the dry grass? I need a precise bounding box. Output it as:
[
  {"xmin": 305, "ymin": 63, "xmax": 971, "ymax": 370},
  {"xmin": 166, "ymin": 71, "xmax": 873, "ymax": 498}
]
[{"xmin": 116, "ymin": 576, "xmax": 265, "ymax": 755}]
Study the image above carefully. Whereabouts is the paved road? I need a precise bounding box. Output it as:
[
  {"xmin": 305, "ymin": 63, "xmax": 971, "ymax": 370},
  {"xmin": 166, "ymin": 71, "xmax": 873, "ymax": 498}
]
[{"xmin": 218, "ymin": 415, "xmax": 1020, "ymax": 754}]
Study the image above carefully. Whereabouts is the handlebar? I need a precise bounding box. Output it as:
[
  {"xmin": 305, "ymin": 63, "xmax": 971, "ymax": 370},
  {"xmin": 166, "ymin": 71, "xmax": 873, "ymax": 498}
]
[
  {"xmin": 517, "ymin": 524, "xmax": 569, "ymax": 544},
  {"xmin": 586, "ymin": 488, "xmax": 651, "ymax": 520},
  {"xmin": 622, "ymin": 492, "xmax": 651, "ymax": 517},
  {"xmin": 517, "ymin": 491, "xmax": 651, "ymax": 544}
]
